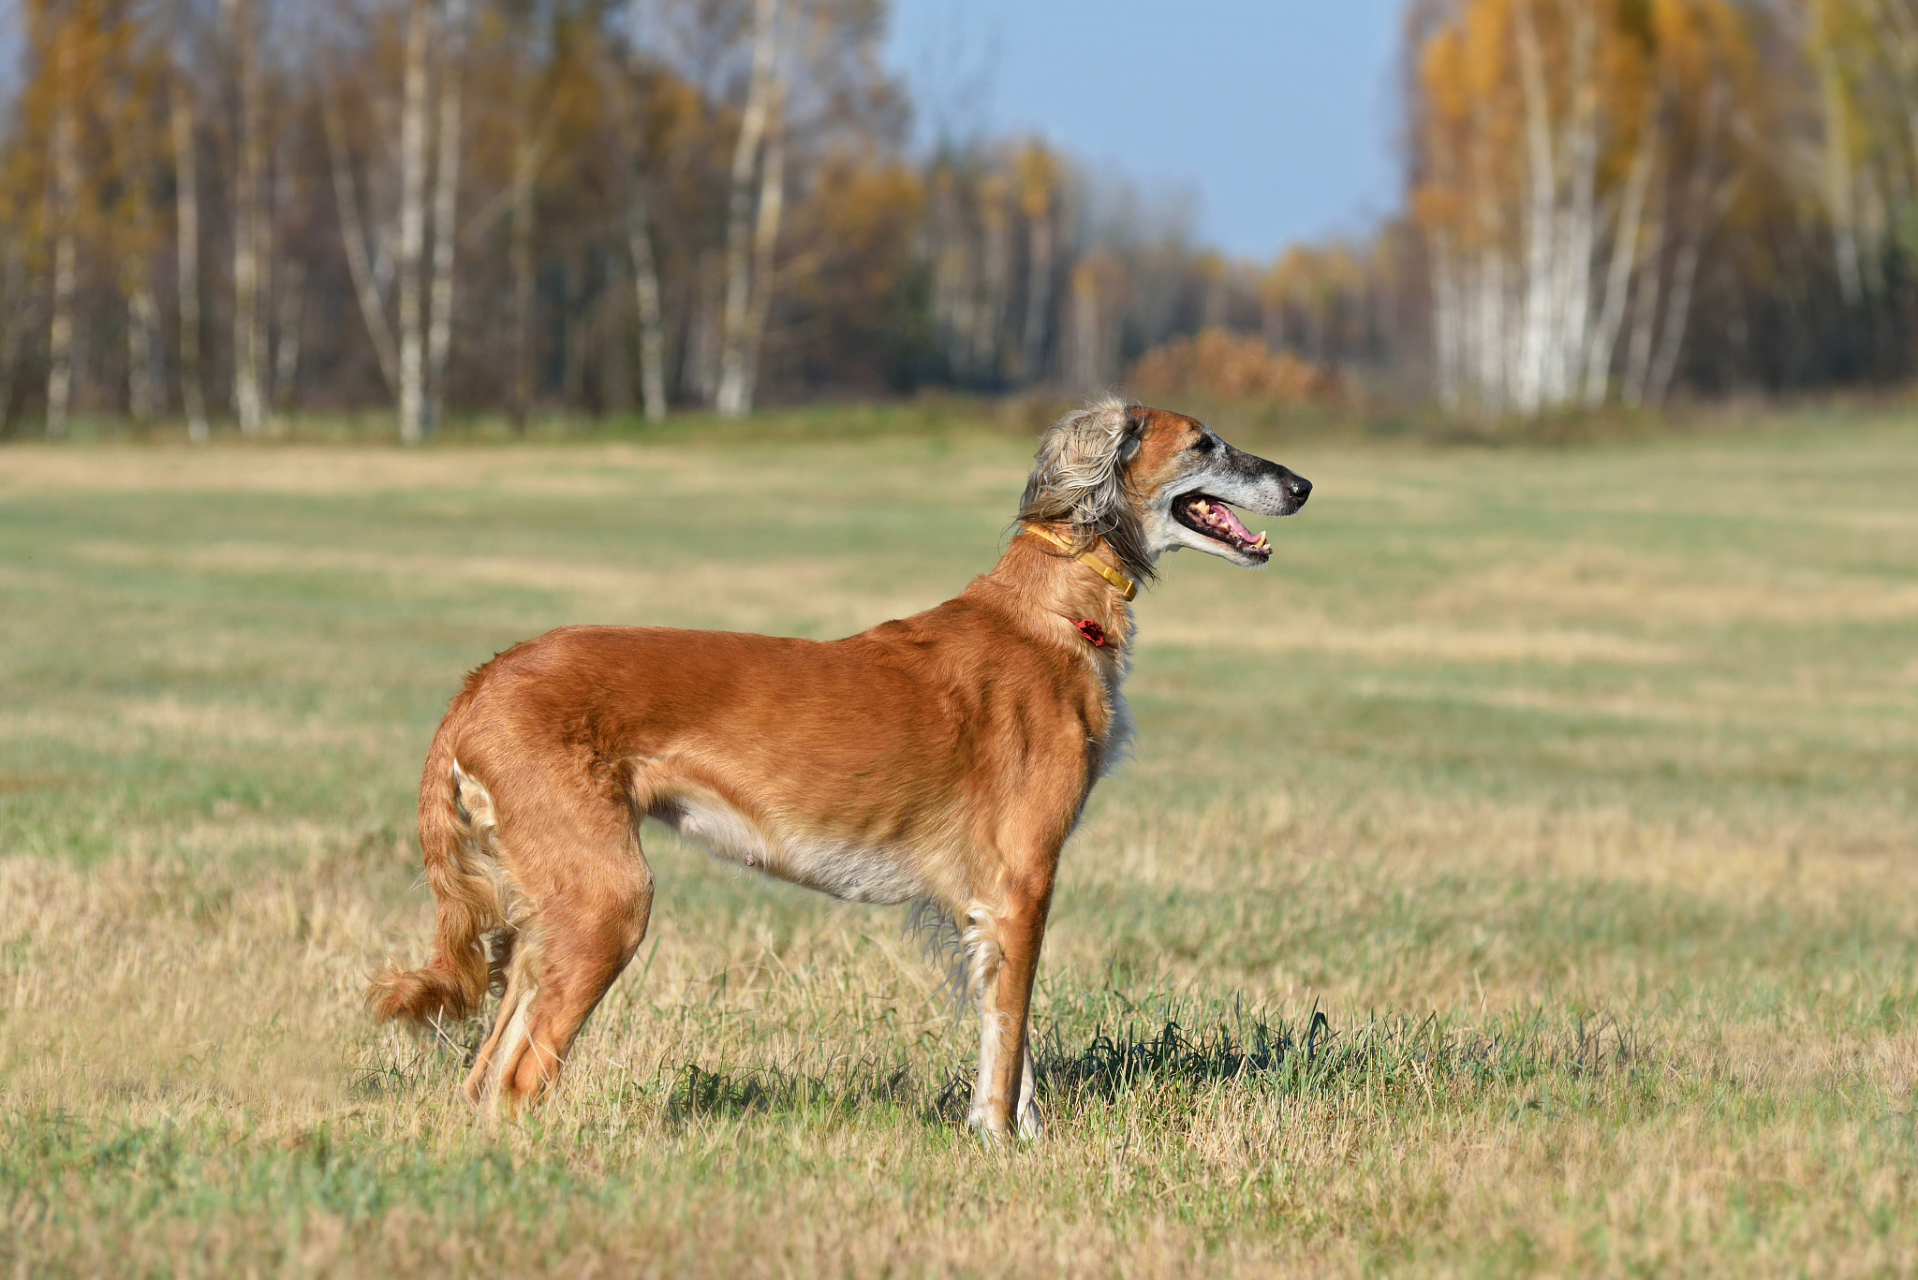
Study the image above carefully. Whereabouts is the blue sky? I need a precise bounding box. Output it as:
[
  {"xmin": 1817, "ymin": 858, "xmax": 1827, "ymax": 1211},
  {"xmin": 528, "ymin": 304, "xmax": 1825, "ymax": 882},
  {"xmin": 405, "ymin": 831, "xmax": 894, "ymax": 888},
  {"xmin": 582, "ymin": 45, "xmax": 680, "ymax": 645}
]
[{"xmin": 883, "ymin": 0, "xmax": 1407, "ymax": 263}]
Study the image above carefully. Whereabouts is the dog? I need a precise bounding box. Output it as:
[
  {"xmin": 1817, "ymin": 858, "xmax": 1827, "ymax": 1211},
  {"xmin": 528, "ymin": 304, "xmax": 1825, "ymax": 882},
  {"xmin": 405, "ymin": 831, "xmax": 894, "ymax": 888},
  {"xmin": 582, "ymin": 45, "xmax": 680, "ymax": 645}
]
[{"xmin": 369, "ymin": 396, "xmax": 1311, "ymax": 1139}]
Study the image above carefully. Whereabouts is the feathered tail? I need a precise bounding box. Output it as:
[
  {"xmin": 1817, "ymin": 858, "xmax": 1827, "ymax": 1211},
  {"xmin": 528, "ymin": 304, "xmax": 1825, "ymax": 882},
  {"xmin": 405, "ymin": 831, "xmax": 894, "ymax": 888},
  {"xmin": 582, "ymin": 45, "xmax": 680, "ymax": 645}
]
[{"xmin": 367, "ymin": 683, "xmax": 501, "ymax": 1023}]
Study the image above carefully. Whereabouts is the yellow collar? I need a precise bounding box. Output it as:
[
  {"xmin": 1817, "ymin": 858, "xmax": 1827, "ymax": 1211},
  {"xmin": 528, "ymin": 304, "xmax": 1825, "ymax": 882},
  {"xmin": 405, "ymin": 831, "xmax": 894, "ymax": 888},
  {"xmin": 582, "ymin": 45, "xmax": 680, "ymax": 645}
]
[{"xmin": 1023, "ymin": 524, "xmax": 1138, "ymax": 601}]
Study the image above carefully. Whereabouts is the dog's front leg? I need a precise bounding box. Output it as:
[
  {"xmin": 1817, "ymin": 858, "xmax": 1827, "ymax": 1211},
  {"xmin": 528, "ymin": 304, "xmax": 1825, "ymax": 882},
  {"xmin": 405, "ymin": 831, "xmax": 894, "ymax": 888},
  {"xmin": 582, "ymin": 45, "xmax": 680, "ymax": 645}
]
[{"xmin": 966, "ymin": 885, "xmax": 1050, "ymax": 1142}]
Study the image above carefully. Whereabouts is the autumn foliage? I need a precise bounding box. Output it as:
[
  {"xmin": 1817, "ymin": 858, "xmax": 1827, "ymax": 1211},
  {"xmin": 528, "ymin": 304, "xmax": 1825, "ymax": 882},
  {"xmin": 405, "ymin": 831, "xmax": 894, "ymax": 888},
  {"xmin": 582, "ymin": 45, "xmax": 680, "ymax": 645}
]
[
  {"xmin": 5, "ymin": 0, "xmax": 1918, "ymax": 434},
  {"xmin": 0, "ymin": 0, "xmax": 1307, "ymax": 435},
  {"xmin": 1127, "ymin": 330, "xmax": 1334, "ymax": 406},
  {"xmin": 1402, "ymin": 0, "xmax": 1918, "ymax": 416}
]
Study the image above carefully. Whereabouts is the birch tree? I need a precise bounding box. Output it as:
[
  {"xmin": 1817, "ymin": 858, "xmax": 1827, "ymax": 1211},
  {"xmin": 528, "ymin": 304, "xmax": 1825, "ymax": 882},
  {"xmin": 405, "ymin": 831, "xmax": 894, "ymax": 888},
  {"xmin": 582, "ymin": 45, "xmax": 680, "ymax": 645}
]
[
  {"xmin": 224, "ymin": 0, "xmax": 266, "ymax": 435},
  {"xmin": 426, "ymin": 0, "xmax": 469, "ymax": 431},
  {"xmin": 317, "ymin": 0, "xmax": 468, "ymax": 440},
  {"xmin": 623, "ymin": 0, "xmax": 668, "ymax": 421},
  {"xmin": 170, "ymin": 71, "xmax": 209, "ymax": 440},
  {"xmin": 395, "ymin": 0, "xmax": 431, "ymax": 443},
  {"xmin": 730, "ymin": 72, "xmax": 786, "ymax": 413},
  {"xmin": 714, "ymin": 0, "xmax": 783, "ymax": 417},
  {"xmin": 1415, "ymin": 0, "xmax": 1753, "ymax": 417},
  {"xmin": 44, "ymin": 26, "xmax": 81, "ymax": 440},
  {"xmin": 1808, "ymin": 0, "xmax": 1918, "ymax": 319}
]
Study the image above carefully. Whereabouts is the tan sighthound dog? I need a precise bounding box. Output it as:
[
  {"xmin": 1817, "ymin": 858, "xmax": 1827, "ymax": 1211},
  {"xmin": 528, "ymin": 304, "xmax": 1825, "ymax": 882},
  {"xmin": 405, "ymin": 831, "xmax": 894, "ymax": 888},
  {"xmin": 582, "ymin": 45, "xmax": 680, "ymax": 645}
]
[{"xmin": 369, "ymin": 396, "xmax": 1312, "ymax": 1139}]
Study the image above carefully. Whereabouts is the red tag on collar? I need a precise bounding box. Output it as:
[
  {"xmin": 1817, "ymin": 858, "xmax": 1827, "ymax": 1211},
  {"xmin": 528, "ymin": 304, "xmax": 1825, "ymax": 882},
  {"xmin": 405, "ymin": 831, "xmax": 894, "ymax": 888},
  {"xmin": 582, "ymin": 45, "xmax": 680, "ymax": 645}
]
[{"xmin": 1074, "ymin": 619, "xmax": 1108, "ymax": 648}]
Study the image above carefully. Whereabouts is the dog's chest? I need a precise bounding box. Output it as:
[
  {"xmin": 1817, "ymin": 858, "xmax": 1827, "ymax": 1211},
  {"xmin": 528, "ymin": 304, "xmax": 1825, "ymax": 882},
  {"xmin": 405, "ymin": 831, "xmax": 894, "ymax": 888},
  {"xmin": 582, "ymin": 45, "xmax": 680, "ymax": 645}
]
[
  {"xmin": 1100, "ymin": 683, "xmax": 1135, "ymax": 777},
  {"xmin": 650, "ymin": 795, "xmax": 933, "ymax": 906},
  {"xmin": 1088, "ymin": 634, "xmax": 1136, "ymax": 778}
]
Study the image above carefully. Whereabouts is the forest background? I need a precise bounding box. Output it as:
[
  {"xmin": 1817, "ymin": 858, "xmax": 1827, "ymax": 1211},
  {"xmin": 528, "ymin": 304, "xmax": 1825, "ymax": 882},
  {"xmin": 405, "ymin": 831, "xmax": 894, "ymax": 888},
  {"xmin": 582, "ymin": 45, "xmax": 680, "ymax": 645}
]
[{"xmin": 8, "ymin": 0, "xmax": 1918, "ymax": 440}]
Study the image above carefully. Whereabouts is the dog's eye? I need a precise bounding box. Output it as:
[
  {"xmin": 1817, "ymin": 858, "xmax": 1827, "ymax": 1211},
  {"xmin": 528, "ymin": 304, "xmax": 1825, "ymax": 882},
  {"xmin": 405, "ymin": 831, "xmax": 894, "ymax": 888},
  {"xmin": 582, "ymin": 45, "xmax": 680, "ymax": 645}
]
[{"xmin": 1191, "ymin": 433, "xmax": 1217, "ymax": 453}]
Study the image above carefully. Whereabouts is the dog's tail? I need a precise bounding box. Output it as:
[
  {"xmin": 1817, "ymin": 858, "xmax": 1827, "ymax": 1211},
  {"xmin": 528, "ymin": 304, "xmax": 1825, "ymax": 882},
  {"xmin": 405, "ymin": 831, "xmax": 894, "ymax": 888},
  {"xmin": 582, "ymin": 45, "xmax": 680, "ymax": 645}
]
[{"xmin": 368, "ymin": 684, "xmax": 503, "ymax": 1024}]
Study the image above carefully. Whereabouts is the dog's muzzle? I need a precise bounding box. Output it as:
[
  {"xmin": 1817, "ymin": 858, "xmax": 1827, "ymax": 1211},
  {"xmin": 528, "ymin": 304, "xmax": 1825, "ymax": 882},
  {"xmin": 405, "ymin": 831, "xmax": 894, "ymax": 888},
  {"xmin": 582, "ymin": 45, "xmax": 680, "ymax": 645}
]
[{"xmin": 1276, "ymin": 467, "xmax": 1312, "ymax": 515}]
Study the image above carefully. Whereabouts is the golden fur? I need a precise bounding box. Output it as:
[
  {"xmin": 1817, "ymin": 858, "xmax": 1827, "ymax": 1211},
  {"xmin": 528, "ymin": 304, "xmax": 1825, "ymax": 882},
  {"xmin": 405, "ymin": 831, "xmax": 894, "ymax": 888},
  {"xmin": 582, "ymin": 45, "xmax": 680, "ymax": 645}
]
[{"xmin": 370, "ymin": 398, "xmax": 1311, "ymax": 1139}]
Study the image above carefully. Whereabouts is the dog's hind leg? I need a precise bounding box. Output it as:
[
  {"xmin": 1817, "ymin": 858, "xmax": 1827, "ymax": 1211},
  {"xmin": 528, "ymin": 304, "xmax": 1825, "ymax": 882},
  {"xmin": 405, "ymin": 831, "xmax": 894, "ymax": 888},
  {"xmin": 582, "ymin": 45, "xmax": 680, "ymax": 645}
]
[
  {"xmin": 465, "ymin": 801, "xmax": 657, "ymax": 1109},
  {"xmin": 464, "ymin": 932, "xmax": 536, "ymax": 1104}
]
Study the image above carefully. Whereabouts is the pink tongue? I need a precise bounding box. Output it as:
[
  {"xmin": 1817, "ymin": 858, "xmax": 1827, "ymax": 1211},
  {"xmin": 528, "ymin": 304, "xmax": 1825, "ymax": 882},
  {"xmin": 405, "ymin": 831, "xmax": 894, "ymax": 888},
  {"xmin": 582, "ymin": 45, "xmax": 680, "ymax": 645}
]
[{"xmin": 1212, "ymin": 502, "xmax": 1253, "ymax": 541}]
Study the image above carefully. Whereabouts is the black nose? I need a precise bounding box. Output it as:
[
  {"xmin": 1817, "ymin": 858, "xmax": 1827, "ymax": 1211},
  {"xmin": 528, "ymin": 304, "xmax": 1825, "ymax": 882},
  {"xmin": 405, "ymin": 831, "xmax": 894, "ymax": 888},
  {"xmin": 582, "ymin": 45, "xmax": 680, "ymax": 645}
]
[{"xmin": 1283, "ymin": 470, "xmax": 1312, "ymax": 505}]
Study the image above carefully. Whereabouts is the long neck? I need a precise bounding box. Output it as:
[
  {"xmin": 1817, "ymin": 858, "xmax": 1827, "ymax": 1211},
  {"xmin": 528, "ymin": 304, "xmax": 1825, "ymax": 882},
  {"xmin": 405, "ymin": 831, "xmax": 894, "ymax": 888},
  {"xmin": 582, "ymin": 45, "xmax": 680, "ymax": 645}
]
[{"xmin": 981, "ymin": 524, "xmax": 1137, "ymax": 655}]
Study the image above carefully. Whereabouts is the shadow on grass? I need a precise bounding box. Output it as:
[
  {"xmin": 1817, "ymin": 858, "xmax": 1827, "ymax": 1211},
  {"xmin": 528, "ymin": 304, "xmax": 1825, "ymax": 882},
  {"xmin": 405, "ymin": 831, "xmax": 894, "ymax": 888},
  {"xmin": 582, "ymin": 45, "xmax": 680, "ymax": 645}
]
[
  {"xmin": 665, "ymin": 1056, "xmax": 919, "ymax": 1125},
  {"xmin": 658, "ymin": 1001, "xmax": 1656, "ymax": 1127},
  {"xmin": 1029, "ymin": 1004, "xmax": 1649, "ymax": 1113}
]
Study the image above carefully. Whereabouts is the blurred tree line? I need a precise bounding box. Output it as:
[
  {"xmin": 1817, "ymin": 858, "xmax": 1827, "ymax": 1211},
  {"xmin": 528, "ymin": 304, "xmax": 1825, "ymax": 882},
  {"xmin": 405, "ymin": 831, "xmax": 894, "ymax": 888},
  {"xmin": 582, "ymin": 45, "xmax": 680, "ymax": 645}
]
[
  {"xmin": 9, "ymin": 0, "xmax": 921, "ymax": 437},
  {"xmin": 8, "ymin": 0, "xmax": 1918, "ymax": 438},
  {"xmin": 1405, "ymin": 0, "xmax": 1918, "ymax": 417},
  {"xmin": 0, "ymin": 0, "xmax": 1327, "ymax": 437}
]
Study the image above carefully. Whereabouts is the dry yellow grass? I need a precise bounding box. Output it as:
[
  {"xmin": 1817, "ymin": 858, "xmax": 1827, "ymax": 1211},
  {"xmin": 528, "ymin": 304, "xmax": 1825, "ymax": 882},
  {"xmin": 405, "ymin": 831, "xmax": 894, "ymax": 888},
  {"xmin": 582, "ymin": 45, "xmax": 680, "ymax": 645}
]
[{"xmin": 1, "ymin": 413, "xmax": 1914, "ymax": 1276}]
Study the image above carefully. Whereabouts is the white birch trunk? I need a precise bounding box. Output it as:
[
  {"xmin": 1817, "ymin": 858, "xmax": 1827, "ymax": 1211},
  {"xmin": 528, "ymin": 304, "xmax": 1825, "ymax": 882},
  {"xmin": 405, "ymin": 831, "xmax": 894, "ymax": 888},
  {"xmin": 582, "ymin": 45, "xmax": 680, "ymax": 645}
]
[
  {"xmin": 264, "ymin": 146, "xmax": 297, "ymax": 415},
  {"xmin": 227, "ymin": 0, "xmax": 266, "ymax": 436},
  {"xmin": 626, "ymin": 0, "xmax": 668, "ymax": 422},
  {"xmin": 734, "ymin": 79, "xmax": 787, "ymax": 415},
  {"xmin": 1513, "ymin": 0, "xmax": 1556, "ymax": 417},
  {"xmin": 170, "ymin": 75, "xmax": 210, "ymax": 441},
  {"xmin": 396, "ymin": 0, "xmax": 431, "ymax": 443},
  {"xmin": 714, "ymin": 0, "xmax": 779, "ymax": 417},
  {"xmin": 1475, "ymin": 248, "xmax": 1506, "ymax": 417},
  {"xmin": 1431, "ymin": 231, "xmax": 1462, "ymax": 414},
  {"xmin": 426, "ymin": 0, "xmax": 468, "ymax": 433},
  {"xmin": 1460, "ymin": 112, "xmax": 1507, "ymax": 417},
  {"xmin": 45, "ymin": 59, "xmax": 80, "ymax": 441},
  {"xmin": 1549, "ymin": 4, "xmax": 1598, "ymax": 408},
  {"xmin": 625, "ymin": 35, "xmax": 671, "ymax": 420},
  {"xmin": 127, "ymin": 278, "xmax": 159, "ymax": 423},
  {"xmin": 628, "ymin": 180, "xmax": 667, "ymax": 421}
]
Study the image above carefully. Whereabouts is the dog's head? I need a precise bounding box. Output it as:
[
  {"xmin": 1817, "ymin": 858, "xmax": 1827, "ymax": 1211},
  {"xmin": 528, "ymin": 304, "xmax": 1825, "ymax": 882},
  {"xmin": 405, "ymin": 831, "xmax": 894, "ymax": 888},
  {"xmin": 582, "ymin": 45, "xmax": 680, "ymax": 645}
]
[{"xmin": 1017, "ymin": 395, "xmax": 1311, "ymax": 585}]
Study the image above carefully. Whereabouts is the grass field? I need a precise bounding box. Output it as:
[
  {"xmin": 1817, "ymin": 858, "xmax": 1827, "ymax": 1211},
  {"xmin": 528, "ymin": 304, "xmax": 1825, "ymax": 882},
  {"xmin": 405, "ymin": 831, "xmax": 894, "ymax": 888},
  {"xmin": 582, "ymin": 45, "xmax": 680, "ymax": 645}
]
[{"xmin": 2, "ymin": 410, "xmax": 1915, "ymax": 1276}]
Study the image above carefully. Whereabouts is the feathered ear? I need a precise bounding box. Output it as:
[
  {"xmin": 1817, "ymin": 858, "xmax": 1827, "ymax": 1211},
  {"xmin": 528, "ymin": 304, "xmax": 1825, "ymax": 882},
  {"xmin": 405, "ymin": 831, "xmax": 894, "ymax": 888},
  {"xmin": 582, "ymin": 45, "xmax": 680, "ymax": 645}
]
[{"xmin": 1016, "ymin": 395, "xmax": 1155, "ymax": 586}]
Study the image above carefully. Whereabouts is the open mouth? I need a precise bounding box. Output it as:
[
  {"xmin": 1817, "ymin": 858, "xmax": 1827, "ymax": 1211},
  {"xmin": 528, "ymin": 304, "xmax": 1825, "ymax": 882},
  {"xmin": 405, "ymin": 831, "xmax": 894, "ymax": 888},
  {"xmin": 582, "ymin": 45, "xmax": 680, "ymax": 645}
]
[{"xmin": 1174, "ymin": 493, "xmax": 1271, "ymax": 560}]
